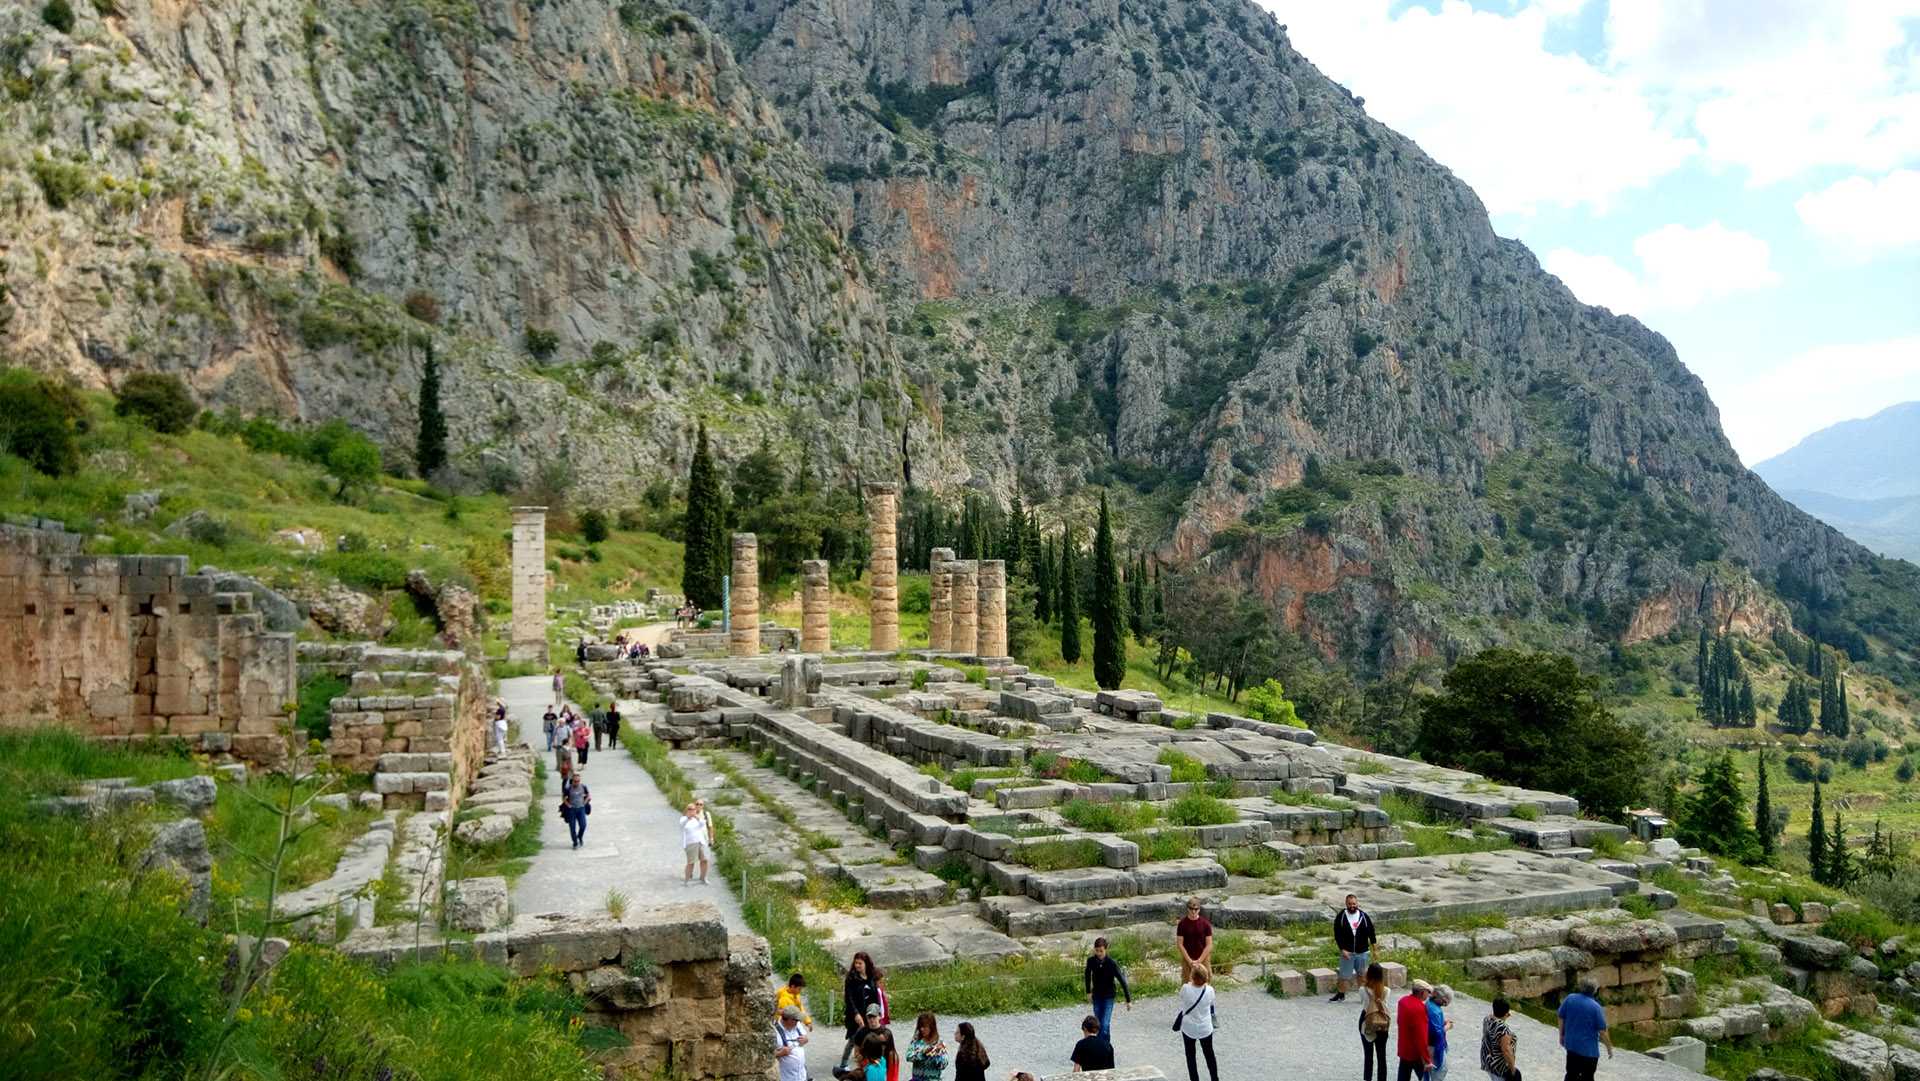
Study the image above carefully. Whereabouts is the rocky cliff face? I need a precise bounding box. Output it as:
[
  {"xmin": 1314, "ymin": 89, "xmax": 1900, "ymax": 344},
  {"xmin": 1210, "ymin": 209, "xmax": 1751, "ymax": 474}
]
[
  {"xmin": 6, "ymin": 0, "xmax": 1915, "ymax": 675},
  {"xmin": 1, "ymin": 0, "xmax": 951, "ymax": 489}
]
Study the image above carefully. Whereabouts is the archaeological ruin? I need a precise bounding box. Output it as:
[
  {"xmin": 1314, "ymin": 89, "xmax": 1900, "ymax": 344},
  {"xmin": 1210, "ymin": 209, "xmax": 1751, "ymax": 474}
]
[{"xmin": 509, "ymin": 506, "xmax": 549, "ymax": 665}]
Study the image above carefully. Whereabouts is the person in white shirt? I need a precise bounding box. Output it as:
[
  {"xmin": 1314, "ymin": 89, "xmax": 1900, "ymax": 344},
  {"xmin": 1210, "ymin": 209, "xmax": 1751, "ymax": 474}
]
[
  {"xmin": 775, "ymin": 1004, "xmax": 810, "ymax": 1081},
  {"xmin": 681, "ymin": 800, "xmax": 711, "ymax": 885}
]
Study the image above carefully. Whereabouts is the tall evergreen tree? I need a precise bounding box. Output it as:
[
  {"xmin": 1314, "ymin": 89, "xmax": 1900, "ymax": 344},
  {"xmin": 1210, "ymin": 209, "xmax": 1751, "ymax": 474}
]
[
  {"xmin": 1838, "ymin": 674, "xmax": 1852, "ymax": 732},
  {"xmin": 1035, "ymin": 535, "xmax": 1055, "ymax": 624},
  {"xmin": 1091, "ymin": 491, "xmax": 1126, "ymax": 690},
  {"xmin": 1755, "ymin": 751, "xmax": 1775, "ymax": 861},
  {"xmin": 1809, "ymin": 782, "xmax": 1829, "ymax": 884},
  {"xmin": 1820, "ymin": 673, "xmax": 1848, "ymax": 737},
  {"xmin": 1005, "ymin": 491, "xmax": 1028, "ymax": 576},
  {"xmin": 1680, "ymin": 751, "xmax": 1759, "ymax": 862},
  {"xmin": 1058, "ymin": 524, "xmax": 1081, "ymax": 664},
  {"xmin": 1695, "ymin": 626, "xmax": 1712, "ymax": 689},
  {"xmin": 1827, "ymin": 810, "xmax": 1852, "ymax": 888},
  {"xmin": 415, "ymin": 340, "xmax": 448, "ymax": 478},
  {"xmin": 680, "ymin": 422, "xmax": 726, "ymax": 609},
  {"xmin": 1127, "ymin": 552, "xmax": 1148, "ymax": 640},
  {"xmin": 1738, "ymin": 677, "xmax": 1757, "ymax": 727}
]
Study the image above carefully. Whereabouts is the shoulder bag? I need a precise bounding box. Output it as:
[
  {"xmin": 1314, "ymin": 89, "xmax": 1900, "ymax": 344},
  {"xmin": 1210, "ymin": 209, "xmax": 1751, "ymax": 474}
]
[{"xmin": 1172, "ymin": 986, "xmax": 1210, "ymax": 1032}]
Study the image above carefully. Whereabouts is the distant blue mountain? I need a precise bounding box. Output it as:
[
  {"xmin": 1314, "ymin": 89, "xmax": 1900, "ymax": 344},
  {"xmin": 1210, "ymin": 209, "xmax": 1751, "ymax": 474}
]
[{"xmin": 1755, "ymin": 403, "xmax": 1920, "ymax": 561}]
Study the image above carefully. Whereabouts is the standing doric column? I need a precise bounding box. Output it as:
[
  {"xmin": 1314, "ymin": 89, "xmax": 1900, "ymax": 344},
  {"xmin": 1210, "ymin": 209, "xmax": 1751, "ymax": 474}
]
[
  {"xmin": 947, "ymin": 560, "xmax": 978, "ymax": 658},
  {"xmin": 866, "ymin": 483, "xmax": 899, "ymax": 652},
  {"xmin": 927, "ymin": 546, "xmax": 956, "ymax": 651},
  {"xmin": 801, "ymin": 559, "xmax": 831, "ymax": 654},
  {"xmin": 509, "ymin": 507, "xmax": 549, "ymax": 664},
  {"xmin": 977, "ymin": 559, "xmax": 1008, "ymax": 660},
  {"xmin": 729, "ymin": 533, "xmax": 759, "ymax": 657}
]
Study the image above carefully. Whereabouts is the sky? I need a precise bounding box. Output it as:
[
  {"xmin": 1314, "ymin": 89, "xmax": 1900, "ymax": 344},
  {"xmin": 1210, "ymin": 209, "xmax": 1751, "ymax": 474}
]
[{"xmin": 1258, "ymin": 0, "xmax": 1920, "ymax": 464}]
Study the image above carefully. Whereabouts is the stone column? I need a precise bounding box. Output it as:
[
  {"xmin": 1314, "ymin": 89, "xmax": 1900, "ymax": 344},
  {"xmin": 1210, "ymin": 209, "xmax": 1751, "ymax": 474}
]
[
  {"xmin": 801, "ymin": 559, "xmax": 831, "ymax": 654},
  {"xmin": 927, "ymin": 546, "xmax": 955, "ymax": 651},
  {"xmin": 865, "ymin": 483, "xmax": 899, "ymax": 652},
  {"xmin": 976, "ymin": 559, "xmax": 1008, "ymax": 660},
  {"xmin": 508, "ymin": 507, "xmax": 548, "ymax": 664},
  {"xmin": 947, "ymin": 560, "xmax": 978, "ymax": 658},
  {"xmin": 729, "ymin": 533, "xmax": 759, "ymax": 657}
]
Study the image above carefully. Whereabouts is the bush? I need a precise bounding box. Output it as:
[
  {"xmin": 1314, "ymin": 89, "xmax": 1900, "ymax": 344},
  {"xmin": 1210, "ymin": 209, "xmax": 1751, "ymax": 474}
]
[
  {"xmin": 1059, "ymin": 799, "xmax": 1160, "ymax": 833},
  {"xmin": 1165, "ymin": 792, "xmax": 1239, "ymax": 827},
  {"xmin": 296, "ymin": 674, "xmax": 346, "ymax": 741},
  {"xmin": 0, "ymin": 372, "xmax": 80, "ymax": 475},
  {"xmin": 579, "ymin": 509, "xmax": 610, "ymax": 544},
  {"xmin": 1157, "ymin": 748, "xmax": 1207, "ymax": 784},
  {"xmin": 403, "ymin": 290, "xmax": 442, "ymax": 324},
  {"xmin": 1784, "ymin": 754, "xmax": 1817, "ymax": 783},
  {"xmin": 41, "ymin": 0, "xmax": 74, "ymax": 34},
  {"xmin": 523, "ymin": 327, "xmax": 560, "ymax": 360},
  {"xmin": 113, "ymin": 372, "xmax": 198, "ymax": 433},
  {"xmin": 326, "ymin": 431, "xmax": 382, "ymax": 500}
]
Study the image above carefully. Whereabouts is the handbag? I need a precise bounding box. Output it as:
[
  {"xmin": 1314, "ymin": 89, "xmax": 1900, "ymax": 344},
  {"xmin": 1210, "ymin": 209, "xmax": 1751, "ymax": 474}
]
[{"xmin": 1172, "ymin": 987, "xmax": 1210, "ymax": 1032}]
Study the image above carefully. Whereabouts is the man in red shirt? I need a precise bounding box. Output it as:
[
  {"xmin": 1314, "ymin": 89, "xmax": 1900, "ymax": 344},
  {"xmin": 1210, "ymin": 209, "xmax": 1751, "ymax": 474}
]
[
  {"xmin": 1174, "ymin": 897, "xmax": 1212, "ymax": 981},
  {"xmin": 1395, "ymin": 980, "xmax": 1433, "ymax": 1081}
]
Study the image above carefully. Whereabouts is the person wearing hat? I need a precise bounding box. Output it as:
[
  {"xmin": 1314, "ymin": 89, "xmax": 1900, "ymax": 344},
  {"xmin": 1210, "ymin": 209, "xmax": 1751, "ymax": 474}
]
[
  {"xmin": 775, "ymin": 1003, "xmax": 810, "ymax": 1081},
  {"xmin": 1396, "ymin": 980, "xmax": 1434, "ymax": 1081}
]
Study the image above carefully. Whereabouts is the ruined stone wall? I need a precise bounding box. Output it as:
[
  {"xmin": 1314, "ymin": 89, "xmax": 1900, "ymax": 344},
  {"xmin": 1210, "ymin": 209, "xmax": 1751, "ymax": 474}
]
[
  {"xmin": 0, "ymin": 523, "xmax": 296, "ymax": 764},
  {"xmin": 300, "ymin": 642, "xmax": 490, "ymax": 807},
  {"xmin": 663, "ymin": 626, "xmax": 799, "ymax": 658},
  {"xmin": 341, "ymin": 903, "xmax": 772, "ymax": 1081}
]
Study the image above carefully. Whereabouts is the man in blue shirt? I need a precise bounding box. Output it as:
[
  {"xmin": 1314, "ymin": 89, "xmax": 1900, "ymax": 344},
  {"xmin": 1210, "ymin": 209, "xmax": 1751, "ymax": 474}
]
[{"xmin": 1557, "ymin": 977, "xmax": 1614, "ymax": 1081}]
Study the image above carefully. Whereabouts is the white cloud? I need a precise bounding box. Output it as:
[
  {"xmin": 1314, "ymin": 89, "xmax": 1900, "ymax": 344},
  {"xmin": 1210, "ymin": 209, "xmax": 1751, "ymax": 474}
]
[
  {"xmin": 1717, "ymin": 336, "xmax": 1920, "ymax": 462},
  {"xmin": 1260, "ymin": 1, "xmax": 1695, "ymax": 216},
  {"xmin": 1795, "ymin": 170, "xmax": 1920, "ymax": 254},
  {"xmin": 1543, "ymin": 222, "xmax": 1780, "ymax": 315}
]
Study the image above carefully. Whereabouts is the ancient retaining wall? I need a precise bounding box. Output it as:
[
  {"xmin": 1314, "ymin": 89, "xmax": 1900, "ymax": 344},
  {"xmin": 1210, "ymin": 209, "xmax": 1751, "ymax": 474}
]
[
  {"xmin": 0, "ymin": 523, "xmax": 296, "ymax": 764},
  {"xmin": 341, "ymin": 903, "xmax": 772, "ymax": 1081},
  {"xmin": 300, "ymin": 642, "xmax": 490, "ymax": 806}
]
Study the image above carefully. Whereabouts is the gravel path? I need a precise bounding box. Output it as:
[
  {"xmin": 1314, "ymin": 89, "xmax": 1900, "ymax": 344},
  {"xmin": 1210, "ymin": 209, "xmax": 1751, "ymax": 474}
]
[
  {"xmin": 883, "ymin": 984, "xmax": 1700, "ymax": 1081},
  {"xmin": 502, "ymin": 675, "xmax": 748, "ymax": 932}
]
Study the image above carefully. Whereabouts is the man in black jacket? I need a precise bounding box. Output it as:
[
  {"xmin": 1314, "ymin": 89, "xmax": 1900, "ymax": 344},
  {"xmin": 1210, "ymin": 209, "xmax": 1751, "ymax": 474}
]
[
  {"xmin": 1082, "ymin": 936, "xmax": 1132, "ymax": 1040},
  {"xmin": 1330, "ymin": 893, "xmax": 1377, "ymax": 1003}
]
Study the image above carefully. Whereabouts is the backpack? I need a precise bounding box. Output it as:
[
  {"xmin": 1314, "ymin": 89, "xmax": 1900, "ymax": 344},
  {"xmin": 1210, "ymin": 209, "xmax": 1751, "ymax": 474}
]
[{"xmin": 1361, "ymin": 988, "xmax": 1390, "ymax": 1039}]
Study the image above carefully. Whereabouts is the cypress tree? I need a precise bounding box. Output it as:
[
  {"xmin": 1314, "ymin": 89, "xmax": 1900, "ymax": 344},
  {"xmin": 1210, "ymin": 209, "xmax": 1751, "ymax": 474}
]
[
  {"xmin": 1838, "ymin": 675, "xmax": 1851, "ymax": 732},
  {"xmin": 1755, "ymin": 751, "xmax": 1775, "ymax": 861},
  {"xmin": 1680, "ymin": 751, "xmax": 1758, "ymax": 862},
  {"xmin": 1809, "ymin": 782, "xmax": 1829, "ymax": 884},
  {"xmin": 1127, "ymin": 552, "xmax": 1147, "ymax": 640},
  {"xmin": 1828, "ymin": 810, "xmax": 1851, "ymax": 887},
  {"xmin": 1005, "ymin": 491, "xmax": 1028, "ymax": 576},
  {"xmin": 1035, "ymin": 535, "xmax": 1055, "ymax": 624},
  {"xmin": 1091, "ymin": 491, "xmax": 1125, "ymax": 690},
  {"xmin": 681, "ymin": 422, "xmax": 726, "ymax": 609},
  {"xmin": 1738, "ymin": 677, "xmax": 1756, "ymax": 726},
  {"xmin": 1058, "ymin": 524, "xmax": 1081, "ymax": 664},
  {"xmin": 415, "ymin": 340, "xmax": 448, "ymax": 478},
  {"xmin": 1820, "ymin": 674, "xmax": 1847, "ymax": 737},
  {"xmin": 1696, "ymin": 626, "xmax": 1712, "ymax": 689}
]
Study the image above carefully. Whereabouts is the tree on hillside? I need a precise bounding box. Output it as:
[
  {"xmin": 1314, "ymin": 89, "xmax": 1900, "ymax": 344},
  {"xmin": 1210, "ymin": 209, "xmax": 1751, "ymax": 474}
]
[
  {"xmin": 1696, "ymin": 627, "xmax": 1712, "ymax": 690},
  {"xmin": 1415, "ymin": 649, "xmax": 1652, "ymax": 820},
  {"xmin": 1837, "ymin": 674, "xmax": 1852, "ymax": 733},
  {"xmin": 1127, "ymin": 552, "xmax": 1148, "ymax": 641},
  {"xmin": 114, "ymin": 372, "xmax": 199, "ymax": 434},
  {"xmin": 681, "ymin": 422, "xmax": 726, "ymax": 609},
  {"xmin": 1754, "ymin": 751, "xmax": 1776, "ymax": 862},
  {"xmin": 415, "ymin": 341, "xmax": 447, "ymax": 478},
  {"xmin": 1809, "ymin": 782, "xmax": 1829, "ymax": 884},
  {"xmin": 1738, "ymin": 677, "xmax": 1757, "ymax": 727},
  {"xmin": 1004, "ymin": 490, "xmax": 1028, "ymax": 576},
  {"xmin": 1778, "ymin": 678, "xmax": 1814, "ymax": 735},
  {"xmin": 1091, "ymin": 492, "xmax": 1126, "ymax": 689},
  {"xmin": 1058, "ymin": 524, "xmax": 1081, "ymax": 664},
  {"xmin": 1820, "ymin": 672, "xmax": 1848, "ymax": 738},
  {"xmin": 1035, "ymin": 535, "xmax": 1055, "ymax": 624},
  {"xmin": 1827, "ymin": 810, "xmax": 1852, "ymax": 888},
  {"xmin": 1680, "ymin": 752, "xmax": 1759, "ymax": 863},
  {"xmin": 326, "ymin": 430, "xmax": 381, "ymax": 501}
]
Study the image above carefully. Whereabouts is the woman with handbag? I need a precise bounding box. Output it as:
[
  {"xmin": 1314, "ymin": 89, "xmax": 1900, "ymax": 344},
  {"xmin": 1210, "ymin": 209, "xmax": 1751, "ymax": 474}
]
[
  {"xmin": 1174, "ymin": 963, "xmax": 1218, "ymax": 1081},
  {"xmin": 561, "ymin": 769, "xmax": 591, "ymax": 849},
  {"xmin": 1359, "ymin": 962, "xmax": 1391, "ymax": 1081}
]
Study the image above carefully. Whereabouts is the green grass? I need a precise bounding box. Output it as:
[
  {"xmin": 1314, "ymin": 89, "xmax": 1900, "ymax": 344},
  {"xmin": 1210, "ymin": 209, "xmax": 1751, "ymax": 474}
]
[
  {"xmin": 296, "ymin": 673, "xmax": 347, "ymax": 741},
  {"xmin": 1165, "ymin": 792, "xmax": 1239, "ymax": 826},
  {"xmin": 1016, "ymin": 837, "xmax": 1106, "ymax": 870},
  {"xmin": 1058, "ymin": 798, "xmax": 1161, "ymax": 833},
  {"xmin": 1219, "ymin": 846, "xmax": 1282, "ymax": 878},
  {"xmin": 1400, "ymin": 822, "xmax": 1512, "ymax": 858},
  {"xmin": 0, "ymin": 727, "xmax": 202, "ymax": 795},
  {"xmin": 1158, "ymin": 747, "xmax": 1208, "ymax": 784},
  {"xmin": 1124, "ymin": 829, "xmax": 1195, "ymax": 862}
]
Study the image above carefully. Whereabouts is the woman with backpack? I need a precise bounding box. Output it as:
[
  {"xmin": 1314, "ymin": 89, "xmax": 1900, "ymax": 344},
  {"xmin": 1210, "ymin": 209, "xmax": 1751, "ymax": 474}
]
[
  {"xmin": 560, "ymin": 769, "xmax": 591, "ymax": 849},
  {"xmin": 1175, "ymin": 963, "xmax": 1218, "ymax": 1081},
  {"xmin": 1359, "ymin": 961, "xmax": 1390, "ymax": 1081}
]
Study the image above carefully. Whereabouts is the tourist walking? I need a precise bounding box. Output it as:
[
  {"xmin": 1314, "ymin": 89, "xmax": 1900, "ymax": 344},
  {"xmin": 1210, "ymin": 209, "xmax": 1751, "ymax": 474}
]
[
  {"xmin": 681, "ymin": 800, "xmax": 711, "ymax": 886},
  {"xmin": 542, "ymin": 705, "xmax": 558, "ymax": 751},
  {"xmin": 1359, "ymin": 961, "xmax": 1391, "ymax": 1081},
  {"xmin": 1069, "ymin": 1014, "xmax": 1114, "ymax": 1073},
  {"xmin": 905, "ymin": 1012, "xmax": 948, "ymax": 1081},
  {"xmin": 952, "ymin": 1023, "xmax": 989, "ymax": 1081},
  {"xmin": 1174, "ymin": 963, "xmax": 1218, "ymax": 1081},
  {"xmin": 1083, "ymin": 936, "xmax": 1132, "ymax": 1039},
  {"xmin": 1557, "ymin": 977, "xmax": 1612, "ymax": 1081},
  {"xmin": 1396, "ymin": 980, "xmax": 1434, "ymax": 1081},
  {"xmin": 839, "ymin": 953, "xmax": 882, "ymax": 1070},
  {"xmin": 1331, "ymin": 893, "xmax": 1377, "ymax": 1002},
  {"xmin": 572, "ymin": 709, "xmax": 591, "ymax": 766},
  {"xmin": 1175, "ymin": 897, "xmax": 1213, "ymax": 981},
  {"xmin": 1481, "ymin": 998, "xmax": 1519, "ymax": 1080},
  {"xmin": 551, "ymin": 667, "xmax": 565, "ymax": 705},
  {"xmin": 554, "ymin": 716, "xmax": 576, "ymax": 781},
  {"xmin": 605, "ymin": 701, "xmax": 622, "ymax": 748},
  {"xmin": 775, "ymin": 1005, "xmax": 810, "ymax": 1081},
  {"xmin": 560, "ymin": 770, "xmax": 591, "ymax": 849},
  {"xmin": 491, "ymin": 703, "xmax": 508, "ymax": 757},
  {"xmin": 590, "ymin": 702, "xmax": 608, "ymax": 750},
  {"xmin": 1428, "ymin": 984, "xmax": 1454, "ymax": 1081},
  {"xmin": 777, "ymin": 972, "xmax": 812, "ymax": 1027}
]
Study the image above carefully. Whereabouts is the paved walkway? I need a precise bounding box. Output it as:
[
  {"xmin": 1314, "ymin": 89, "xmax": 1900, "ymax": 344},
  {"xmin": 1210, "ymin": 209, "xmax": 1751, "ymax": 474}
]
[
  {"xmin": 503, "ymin": 674, "xmax": 748, "ymax": 933},
  {"xmin": 880, "ymin": 985, "xmax": 1698, "ymax": 1081}
]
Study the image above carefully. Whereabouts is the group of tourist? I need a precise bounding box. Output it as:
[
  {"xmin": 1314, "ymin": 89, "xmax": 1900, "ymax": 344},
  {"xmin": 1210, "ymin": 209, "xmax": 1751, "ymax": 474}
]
[
  {"xmin": 770, "ymin": 893, "xmax": 1616, "ymax": 1081},
  {"xmin": 674, "ymin": 603, "xmax": 704, "ymax": 628}
]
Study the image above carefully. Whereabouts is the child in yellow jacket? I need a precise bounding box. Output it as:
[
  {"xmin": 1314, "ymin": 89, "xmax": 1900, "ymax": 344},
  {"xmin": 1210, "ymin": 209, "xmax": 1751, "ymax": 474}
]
[{"xmin": 776, "ymin": 972, "xmax": 811, "ymax": 1026}]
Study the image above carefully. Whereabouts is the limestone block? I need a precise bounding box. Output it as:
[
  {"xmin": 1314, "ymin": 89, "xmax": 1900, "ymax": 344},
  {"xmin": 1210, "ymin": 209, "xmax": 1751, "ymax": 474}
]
[
  {"xmin": 1307, "ymin": 968, "xmax": 1339, "ymax": 994},
  {"xmin": 1820, "ymin": 1029, "xmax": 1892, "ymax": 1081},
  {"xmin": 446, "ymin": 876, "xmax": 511, "ymax": 932},
  {"xmin": 153, "ymin": 775, "xmax": 218, "ymax": 814},
  {"xmin": 1567, "ymin": 920, "xmax": 1679, "ymax": 955},
  {"xmin": 1270, "ymin": 969, "xmax": 1307, "ymax": 995},
  {"xmin": 454, "ymin": 815, "xmax": 514, "ymax": 846},
  {"xmin": 1645, "ymin": 1037, "xmax": 1706, "ymax": 1073}
]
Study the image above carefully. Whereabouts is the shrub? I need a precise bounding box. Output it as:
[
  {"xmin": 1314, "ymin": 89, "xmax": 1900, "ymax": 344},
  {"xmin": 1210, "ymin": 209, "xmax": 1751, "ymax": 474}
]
[
  {"xmin": 1123, "ymin": 829, "xmax": 1193, "ymax": 861},
  {"xmin": 402, "ymin": 290, "xmax": 441, "ymax": 324},
  {"xmin": 1019, "ymin": 838, "xmax": 1104, "ymax": 870},
  {"xmin": 0, "ymin": 372, "xmax": 80, "ymax": 475},
  {"xmin": 42, "ymin": 0, "xmax": 74, "ymax": 34},
  {"xmin": 326, "ymin": 431, "xmax": 382, "ymax": 500},
  {"xmin": 579, "ymin": 509, "xmax": 610, "ymax": 544},
  {"xmin": 1059, "ymin": 799, "xmax": 1160, "ymax": 833},
  {"xmin": 1784, "ymin": 754, "xmax": 1817, "ymax": 783},
  {"xmin": 523, "ymin": 327, "xmax": 560, "ymax": 360},
  {"xmin": 296, "ymin": 674, "xmax": 346, "ymax": 741},
  {"xmin": 1157, "ymin": 748, "xmax": 1207, "ymax": 784},
  {"xmin": 1165, "ymin": 792, "xmax": 1239, "ymax": 827},
  {"xmin": 1219, "ymin": 846, "xmax": 1281, "ymax": 878},
  {"xmin": 114, "ymin": 372, "xmax": 198, "ymax": 433}
]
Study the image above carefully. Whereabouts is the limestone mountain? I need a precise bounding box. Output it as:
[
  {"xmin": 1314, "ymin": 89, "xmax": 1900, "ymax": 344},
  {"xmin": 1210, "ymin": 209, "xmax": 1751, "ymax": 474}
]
[
  {"xmin": 5, "ymin": 0, "xmax": 1918, "ymax": 680},
  {"xmin": 1756, "ymin": 403, "xmax": 1920, "ymax": 562}
]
